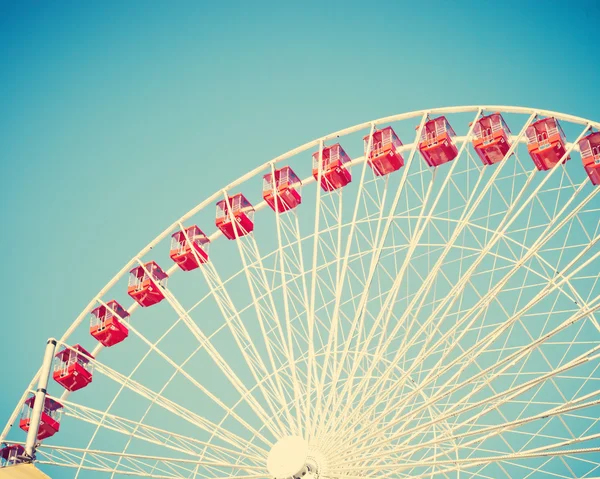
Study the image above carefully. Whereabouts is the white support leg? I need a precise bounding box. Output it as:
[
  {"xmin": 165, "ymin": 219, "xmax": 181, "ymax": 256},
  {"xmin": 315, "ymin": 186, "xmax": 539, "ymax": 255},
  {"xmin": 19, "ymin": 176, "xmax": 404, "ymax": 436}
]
[{"xmin": 24, "ymin": 338, "xmax": 57, "ymax": 459}]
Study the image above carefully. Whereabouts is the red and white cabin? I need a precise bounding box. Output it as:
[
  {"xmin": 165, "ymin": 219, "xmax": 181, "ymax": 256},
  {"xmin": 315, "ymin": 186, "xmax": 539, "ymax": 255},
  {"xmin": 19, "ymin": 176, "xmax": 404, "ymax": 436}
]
[
  {"xmin": 472, "ymin": 113, "xmax": 512, "ymax": 165},
  {"xmin": 526, "ymin": 117, "xmax": 570, "ymax": 171},
  {"xmin": 418, "ymin": 116, "xmax": 459, "ymax": 167},
  {"xmin": 128, "ymin": 262, "xmax": 168, "ymax": 307},
  {"xmin": 20, "ymin": 396, "xmax": 63, "ymax": 440},
  {"xmin": 312, "ymin": 143, "xmax": 352, "ymax": 191},
  {"xmin": 90, "ymin": 300, "xmax": 129, "ymax": 347},
  {"xmin": 578, "ymin": 131, "xmax": 600, "ymax": 185},
  {"xmin": 365, "ymin": 127, "xmax": 404, "ymax": 176},
  {"xmin": 0, "ymin": 444, "xmax": 24, "ymax": 467},
  {"xmin": 216, "ymin": 194, "xmax": 255, "ymax": 240},
  {"xmin": 263, "ymin": 166, "xmax": 302, "ymax": 213},
  {"xmin": 170, "ymin": 226, "xmax": 210, "ymax": 271},
  {"xmin": 53, "ymin": 344, "xmax": 94, "ymax": 392}
]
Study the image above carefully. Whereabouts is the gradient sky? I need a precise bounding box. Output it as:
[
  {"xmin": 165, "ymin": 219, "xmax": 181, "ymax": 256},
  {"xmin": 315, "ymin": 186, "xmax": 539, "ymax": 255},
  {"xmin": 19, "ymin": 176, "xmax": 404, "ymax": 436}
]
[{"xmin": 0, "ymin": 0, "xmax": 599, "ymax": 472}]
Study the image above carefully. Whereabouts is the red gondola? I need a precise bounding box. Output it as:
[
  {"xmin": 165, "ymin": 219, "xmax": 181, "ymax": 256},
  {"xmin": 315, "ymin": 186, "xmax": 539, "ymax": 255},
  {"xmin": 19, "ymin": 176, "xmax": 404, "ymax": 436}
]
[
  {"xmin": 364, "ymin": 127, "xmax": 404, "ymax": 176},
  {"xmin": 526, "ymin": 117, "xmax": 570, "ymax": 171},
  {"xmin": 312, "ymin": 144, "xmax": 352, "ymax": 191},
  {"xmin": 216, "ymin": 194, "xmax": 254, "ymax": 240},
  {"xmin": 19, "ymin": 396, "xmax": 63, "ymax": 440},
  {"xmin": 0, "ymin": 444, "xmax": 24, "ymax": 467},
  {"xmin": 418, "ymin": 116, "xmax": 459, "ymax": 167},
  {"xmin": 170, "ymin": 226, "xmax": 210, "ymax": 271},
  {"xmin": 472, "ymin": 113, "xmax": 512, "ymax": 165},
  {"xmin": 263, "ymin": 166, "xmax": 302, "ymax": 213},
  {"xmin": 578, "ymin": 131, "xmax": 600, "ymax": 185},
  {"xmin": 53, "ymin": 344, "xmax": 94, "ymax": 392},
  {"xmin": 90, "ymin": 300, "xmax": 129, "ymax": 347},
  {"xmin": 127, "ymin": 262, "xmax": 168, "ymax": 307}
]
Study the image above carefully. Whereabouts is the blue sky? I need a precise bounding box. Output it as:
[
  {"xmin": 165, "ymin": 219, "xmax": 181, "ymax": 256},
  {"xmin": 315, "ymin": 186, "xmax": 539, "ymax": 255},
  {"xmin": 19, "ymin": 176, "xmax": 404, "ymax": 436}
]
[{"xmin": 0, "ymin": 0, "xmax": 599, "ymax": 474}]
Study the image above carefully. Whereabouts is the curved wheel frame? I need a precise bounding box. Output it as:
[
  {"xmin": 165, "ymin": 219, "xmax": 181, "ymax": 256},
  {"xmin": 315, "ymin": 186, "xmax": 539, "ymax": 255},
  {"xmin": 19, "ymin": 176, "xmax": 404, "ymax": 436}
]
[{"xmin": 2, "ymin": 105, "xmax": 600, "ymax": 479}]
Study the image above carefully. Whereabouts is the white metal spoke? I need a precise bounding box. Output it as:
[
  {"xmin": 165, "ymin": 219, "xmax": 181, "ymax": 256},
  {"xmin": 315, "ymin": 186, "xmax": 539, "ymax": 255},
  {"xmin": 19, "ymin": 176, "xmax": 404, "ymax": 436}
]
[
  {"xmin": 57, "ymin": 398, "xmax": 265, "ymax": 463},
  {"xmin": 52, "ymin": 343, "xmax": 268, "ymax": 457},
  {"xmin": 330, "ymin": 153, "xmax": 597, "ymax": 448}
]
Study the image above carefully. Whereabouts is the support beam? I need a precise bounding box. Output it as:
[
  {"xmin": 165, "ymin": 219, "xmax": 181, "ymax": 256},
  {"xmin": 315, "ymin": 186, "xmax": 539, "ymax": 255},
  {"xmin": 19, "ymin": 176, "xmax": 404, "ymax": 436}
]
[{"xmin": 24, "ymin": 339, "xmax": 57, "ymax": 460}]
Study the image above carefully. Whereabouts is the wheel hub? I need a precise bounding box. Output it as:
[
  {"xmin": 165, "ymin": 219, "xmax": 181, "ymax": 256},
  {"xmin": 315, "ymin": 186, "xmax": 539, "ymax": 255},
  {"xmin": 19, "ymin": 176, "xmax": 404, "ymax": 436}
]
[{"xmin": 267, "ymin": 436, "xmax": 320, "ymax": 479}]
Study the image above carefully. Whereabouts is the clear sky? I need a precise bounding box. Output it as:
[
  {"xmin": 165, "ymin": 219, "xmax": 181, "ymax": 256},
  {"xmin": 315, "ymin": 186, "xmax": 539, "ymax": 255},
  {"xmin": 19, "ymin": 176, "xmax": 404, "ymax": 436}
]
[{"xmin": 0, "ymin": 0, "xmax": 599, "ymax": 472}]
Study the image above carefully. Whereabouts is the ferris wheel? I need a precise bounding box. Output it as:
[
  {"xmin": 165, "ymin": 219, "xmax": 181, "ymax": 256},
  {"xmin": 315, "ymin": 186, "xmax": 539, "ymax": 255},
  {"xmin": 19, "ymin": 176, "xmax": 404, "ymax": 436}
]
[{"xmin": 1, "ymin": 105, "xmax": 600, "ymax": 479}]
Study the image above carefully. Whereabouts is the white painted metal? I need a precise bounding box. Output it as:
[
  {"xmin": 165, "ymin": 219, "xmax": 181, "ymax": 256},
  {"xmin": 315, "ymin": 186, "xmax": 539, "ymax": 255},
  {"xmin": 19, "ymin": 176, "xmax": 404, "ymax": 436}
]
[
  {"xmin": 2, "ymin": 106, "xmax": 599, "ymax": 479},
  {"xmin": 266, "ymin": 435, "xmax": 308, "ymax": 478},
  {"xmin": 24, "ymin": 339, "xmax": 57, "ymax": 459}
]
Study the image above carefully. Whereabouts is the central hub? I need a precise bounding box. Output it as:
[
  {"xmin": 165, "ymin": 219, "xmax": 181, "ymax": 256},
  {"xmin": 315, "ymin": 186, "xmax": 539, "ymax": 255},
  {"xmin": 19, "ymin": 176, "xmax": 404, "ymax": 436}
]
[{"xmin": 267, "ymin": 436, "xmax": 318, "ymax": 479}]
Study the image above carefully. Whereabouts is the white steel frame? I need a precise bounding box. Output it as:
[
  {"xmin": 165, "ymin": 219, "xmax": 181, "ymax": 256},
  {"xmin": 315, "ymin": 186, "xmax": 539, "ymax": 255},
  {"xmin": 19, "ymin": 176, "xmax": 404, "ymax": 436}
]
[{"xmin": 1, "ymin": 106, "xmax": 599, "ymax": 479}]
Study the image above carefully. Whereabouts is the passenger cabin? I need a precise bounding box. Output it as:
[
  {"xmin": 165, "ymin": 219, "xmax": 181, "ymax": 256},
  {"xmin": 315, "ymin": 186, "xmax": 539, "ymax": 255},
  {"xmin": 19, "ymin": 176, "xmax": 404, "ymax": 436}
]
[
  {"xmin": 418, "ymin": 116, "xmax": 459, "ymax": 167},
  {"xmin": 526, "ymin": 117, "xmax": 570, "ymax": 171},
  {"xmin": 90, "ymin": 300, "xmax": 129, "ymax": 347},
  {"xmin": 365, "ymin": 127, "xmax": 404, "ymax": 176},
  {"xmin": 263, "ymin": 166, "xmax": 302, "ymax": 213},
  {"xmin": 0, "ymin": 444, "xmax": 24, "ymax": 467},
  {"xmin": 472, "ymin": 113, "xmax": 512, "ymax": 165},
  {"xmin": 216, "ymin": 194, "xmax": 255, "ymax": 240},
  {"xmin": 53, "ymin": 344, "xmax": 94, "ymax": 392},
  {"xmin": 128, "ymin": 262, "xmax": 168, "ymax": 307},
  {"xmin": 20, "ymin": 396, "xmax": 63, "ymax": 440},
  {"xmin": 312, "ymin": 144, "xmax": 352, "ymax": 191},
  {"xmin": 170, "ymin": 226, "xmax": 210, "ymax": 271},
  {"xmin": 578, "ymin": 131, "xmax": 600, "ymax": 185}
]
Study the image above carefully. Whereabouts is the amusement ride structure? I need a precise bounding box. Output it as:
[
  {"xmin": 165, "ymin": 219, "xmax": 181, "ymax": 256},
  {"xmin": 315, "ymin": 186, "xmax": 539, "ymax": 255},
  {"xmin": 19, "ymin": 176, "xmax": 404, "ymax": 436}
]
[{"xmin": 1, "ymin": 106, "xmax": 599, "ymax": 479}]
